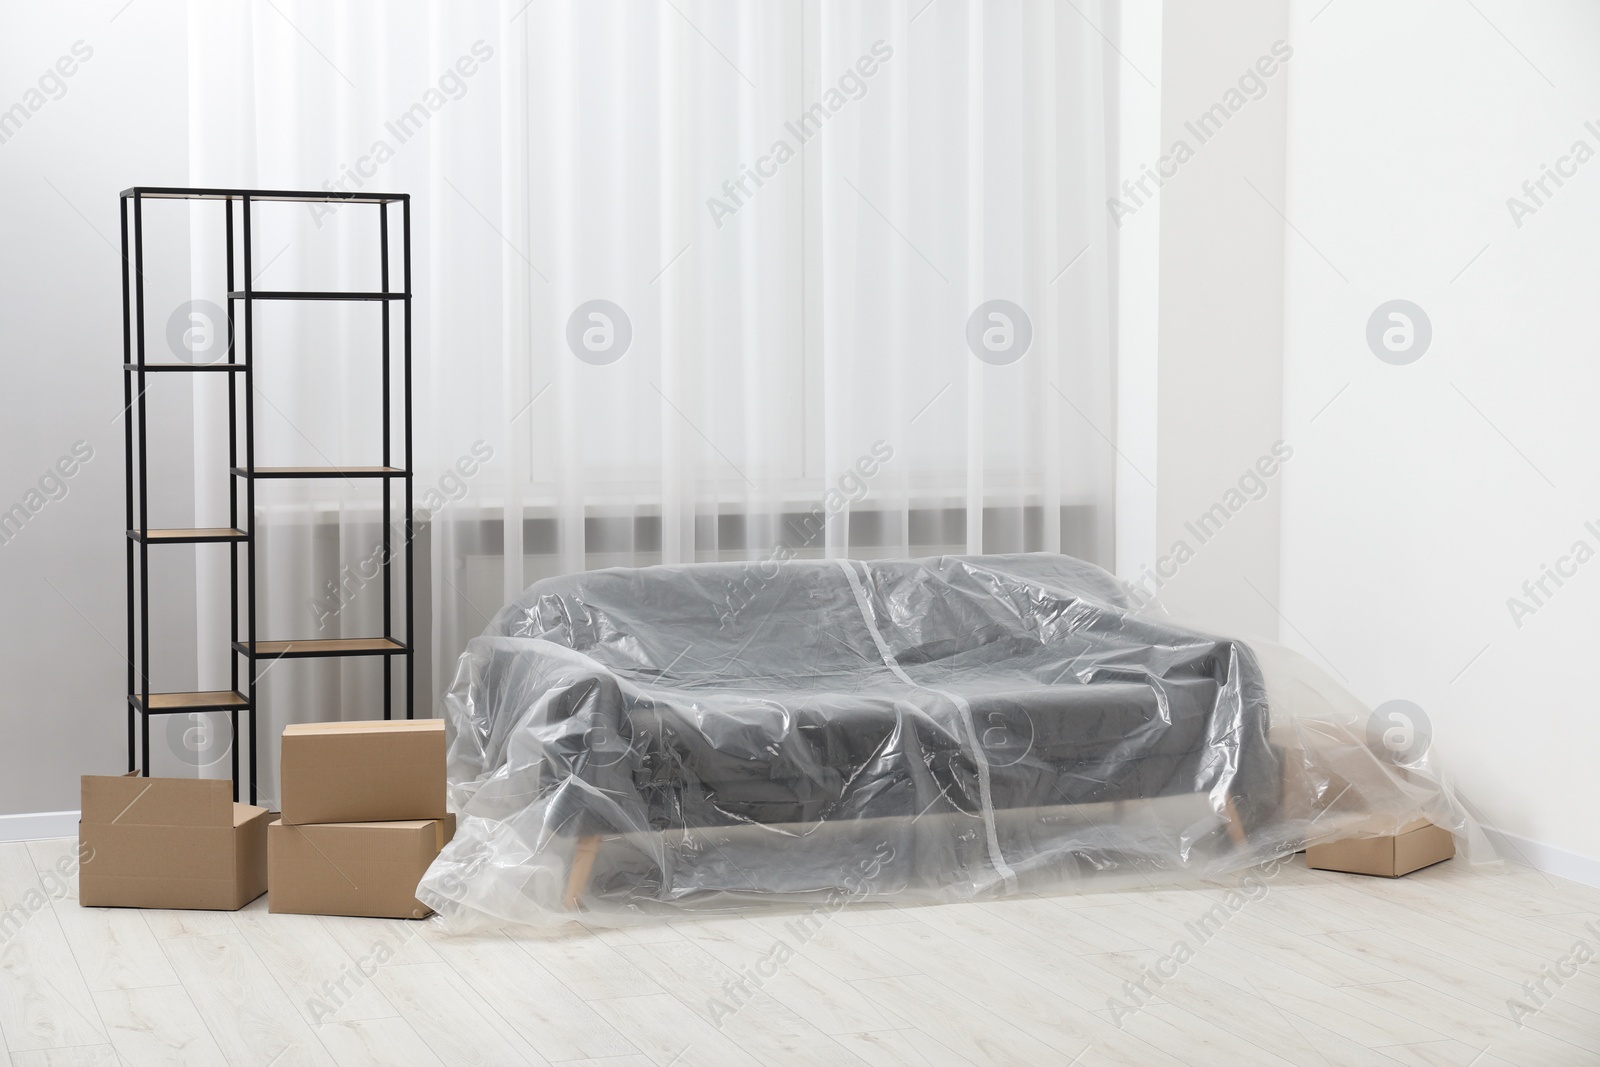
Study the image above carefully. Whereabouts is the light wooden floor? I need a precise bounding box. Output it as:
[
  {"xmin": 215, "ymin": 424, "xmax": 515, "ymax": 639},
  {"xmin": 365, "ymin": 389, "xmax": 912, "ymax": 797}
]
[{"xmin": 2, "ymin": 840, "xmax": 1599, "ymax": 1066}]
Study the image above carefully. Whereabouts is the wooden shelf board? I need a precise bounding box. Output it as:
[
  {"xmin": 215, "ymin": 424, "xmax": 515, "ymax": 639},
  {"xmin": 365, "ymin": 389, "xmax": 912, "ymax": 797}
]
[
  {"xmin": 235, "ymin": 638, "xmax": 407, "ymax": 659},
  {"xmin": 124, "ymin": 363, "xmax": 246, "ymax": 373},
  {"xmin": 134, "ymin": 690, "xmax": 249, "ymax": 711},
  {"xmin": 123, "ymin": 186, "xmax": 406, "ymax": 204},
  {"xmin": 232, "ymin": 466, "xmax": 406, "ymax": 479},
  {"xmin": 132, "ymin": 527, "xmax": 248, "ymax": 543},
  {"xmin": 228, "ymin": 291, "xmax": 407, "ymax": 301}
]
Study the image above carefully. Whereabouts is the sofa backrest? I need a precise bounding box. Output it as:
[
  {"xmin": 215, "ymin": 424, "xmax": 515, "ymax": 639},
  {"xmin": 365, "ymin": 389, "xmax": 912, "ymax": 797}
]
[{"xmin": 487, "ymin": 554, "xmax": 1138, "ymax": 682}]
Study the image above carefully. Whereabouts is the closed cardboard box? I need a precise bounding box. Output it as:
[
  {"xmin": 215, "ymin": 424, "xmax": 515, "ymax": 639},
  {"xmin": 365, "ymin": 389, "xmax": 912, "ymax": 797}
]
[
  {"xmin": 1306, "ymin": 818, "xmax": 1455, "ymax": 878},
  {"xmin": 268, "ymin": 815, "xmax": 455, "ymax": 919},
  {"xmin": 79, "ymin": 775, "xmax": 270, "ymax": 911},
  {"xmin": 279, "ymin": 719, "xmax": 445, "ymax": 825}
]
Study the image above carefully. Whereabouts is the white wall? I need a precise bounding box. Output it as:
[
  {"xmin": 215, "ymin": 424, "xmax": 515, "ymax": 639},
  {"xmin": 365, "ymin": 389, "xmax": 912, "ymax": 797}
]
[
  {"xmin": 1134, "ymin": 0, "xmax": 1291, "ymax": 638},
  {"xmin": 1280, "ymin": 0, "xmax": 1600, "ymax": 866},
  {"xmin": 1110, "ymin": 0, "xmax": 1161, "ymax": 588},
  {"xmin": 0, "ymin": 0, "xmax": 195, "ymax": 819}
]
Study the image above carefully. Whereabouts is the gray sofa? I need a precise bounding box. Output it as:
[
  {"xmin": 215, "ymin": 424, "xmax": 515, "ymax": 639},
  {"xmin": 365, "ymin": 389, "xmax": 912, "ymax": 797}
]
[{"xmin": 443, "ymin": 554, "xmax": 1281, "ymax": 911}]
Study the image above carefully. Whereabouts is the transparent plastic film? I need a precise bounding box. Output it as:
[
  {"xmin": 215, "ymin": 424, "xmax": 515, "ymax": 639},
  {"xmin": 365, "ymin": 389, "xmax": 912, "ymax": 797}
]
[{"xmin": 416, "ymin": 554, "xmax": 1489, "ymax": 927}]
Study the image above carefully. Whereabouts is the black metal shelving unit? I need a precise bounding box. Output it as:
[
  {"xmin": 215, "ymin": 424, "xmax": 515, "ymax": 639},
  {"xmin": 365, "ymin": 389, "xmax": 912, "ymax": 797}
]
[{"xmin": 120, "ymin": 186, "xmax": 415, "ymax": 804}]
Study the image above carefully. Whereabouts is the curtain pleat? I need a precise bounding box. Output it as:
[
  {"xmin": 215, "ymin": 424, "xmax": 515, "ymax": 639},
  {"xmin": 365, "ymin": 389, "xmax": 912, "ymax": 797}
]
[{"xmin": 182, "ymin": 1, "xmax": 1116, "ymax": 796}]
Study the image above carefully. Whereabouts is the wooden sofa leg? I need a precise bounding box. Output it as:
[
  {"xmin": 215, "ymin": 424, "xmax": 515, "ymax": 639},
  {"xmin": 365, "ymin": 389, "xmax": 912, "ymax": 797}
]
[
  {"xmin": 564, "ymin": 835, "xmax": 601, "ymax": 911},
  {"xmin": 1223, "ymin": 796, "xmax": 1248, "ymax": 848}
]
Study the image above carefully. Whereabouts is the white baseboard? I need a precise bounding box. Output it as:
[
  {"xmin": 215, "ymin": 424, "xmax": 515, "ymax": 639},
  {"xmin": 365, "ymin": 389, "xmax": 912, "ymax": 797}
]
[
  {"xmin": 0, "ymin": 810, "xmax": 79, "ymax": 843},
  {"xmin": 1483, "ymin": 826, "xmax": 1600, "ymax": 890}
]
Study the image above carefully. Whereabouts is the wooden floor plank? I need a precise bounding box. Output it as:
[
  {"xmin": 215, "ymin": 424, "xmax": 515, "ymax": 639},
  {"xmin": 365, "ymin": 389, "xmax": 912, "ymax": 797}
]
[
  {"xmin": 829, "ymin": 1028, "xmax": 968, "ymax": 1066},
  {"xmin": 0, "ymin": 845, "xmax": 107, "ymax": 1054},
  {"xmin": 11, "ymin": 838, "xmax": 1600, "ymax": 1067},
  {"xmin": 138, "ymin": 910, "xmax": 237, "ymax": 942},
  {"xmin": 51, "ymin": 903, "xmax": 177, "ymax": 993},
  {"xmin": 421, "ymin": 930, "xmax": 637, "ymax": 1061},
  {"xmin": 8, "ymin": 1046, "xmax": 120, "ymax": 1066},
  {"xmin": 92, "ymin": 985, "xmax": 226, "ymax": 1065},
  {"xmin": 679, "ymin": 917, "xmax": 905, "ymax": 1035},
  {"xmin": 373, "ymin": 962, "xmax": 549, "ymax": 1066},
  {"xmin": 584, "ymin": 993, "xmax": 760, "ymax": 1067},
  {"xmin": 610, "ymin": 938, "xmax": 868, "ymax": 1065},
  {"xmin": 314, "ymin": 1017, "xmax": 444, "ymax": 1067},
  {"xmin": 317, "ymin": 914, "xmax": 441, "ymax": 968},
  {"xmin": 161, "ymin": 934, "xmax": 334, "ymax": 1067},
  {"xmin": 233, "ymin": 905, "xmax": 398, "ymax": 1026},
  {"xmin": 850, "ymin": 971, "xmax": 1086, "ymax": 1067}
]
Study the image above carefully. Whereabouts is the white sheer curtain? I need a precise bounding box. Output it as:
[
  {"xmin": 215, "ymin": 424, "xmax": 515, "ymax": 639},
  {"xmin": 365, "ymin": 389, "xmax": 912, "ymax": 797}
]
[{"xmin": 183, "ymin": 0, "xmax": 1115, "ymax": 774}]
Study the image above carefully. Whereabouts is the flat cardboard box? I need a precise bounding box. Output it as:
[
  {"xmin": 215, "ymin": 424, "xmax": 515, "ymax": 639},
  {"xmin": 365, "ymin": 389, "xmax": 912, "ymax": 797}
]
[
  {"xmin": 279, "ymin": 719, "xmax": 445, "ymax": 825},
  {"xmin": 1306, "ymin": 818, "xmax": 1455, "ymax": 877},
  {"xmin": 79, "ymin": 775, "xmax": 270, "ymax": 910},
  {"xmin": 268, "ymin": 814, "xmax": 455, "ymax": 919}
]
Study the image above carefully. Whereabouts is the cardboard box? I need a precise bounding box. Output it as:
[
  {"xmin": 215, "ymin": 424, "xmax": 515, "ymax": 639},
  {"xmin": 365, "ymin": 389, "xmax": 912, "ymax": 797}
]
[
  {"xmin": 79, "ymin": 775, "xmax": 270, "ymax": 910},
  {"xmin": 280, "ymin": 719, "xmax": 445, "ymax": 825},
  {"xmin": 268, "ymin": 815, "xmax": 455, "ymax": 919},
  {"xmin": 1305, "ymin": 818, "xmax": 1455, "ymax": 877}
]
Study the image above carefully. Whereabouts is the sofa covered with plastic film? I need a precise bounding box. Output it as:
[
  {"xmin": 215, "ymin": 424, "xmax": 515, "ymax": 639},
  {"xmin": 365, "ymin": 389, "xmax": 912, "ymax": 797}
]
[{"xmin": 417, "ymin": 554, "xmax": 1491, "ymax": 925}]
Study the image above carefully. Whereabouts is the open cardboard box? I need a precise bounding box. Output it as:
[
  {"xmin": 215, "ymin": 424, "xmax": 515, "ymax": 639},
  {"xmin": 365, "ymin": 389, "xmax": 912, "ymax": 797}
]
[{"xmin": 79, "ymin": 775, "xmax": 270, "ymax": 910}]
